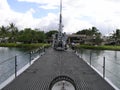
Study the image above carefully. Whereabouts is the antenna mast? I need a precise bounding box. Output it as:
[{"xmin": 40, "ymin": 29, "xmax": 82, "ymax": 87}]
[
  {"xmin": 52, "ymin": 0, "xmax": 67, "ymax": 51},
  {"xmin": 59, "ymin": 0, "xmax": 63, "ymax": 36}
]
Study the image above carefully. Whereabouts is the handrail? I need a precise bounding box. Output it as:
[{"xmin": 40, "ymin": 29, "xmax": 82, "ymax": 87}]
[
  {"xmin": 76, "ymin": 48, "xmax": 120, "ymax": 89},
  {"xmin": 0, "ymin": 47, "xmax": 45, "ymax": 88},
  {"xmin": 0, "ymin": 56, "xmax": 15, "ymax": 65}
]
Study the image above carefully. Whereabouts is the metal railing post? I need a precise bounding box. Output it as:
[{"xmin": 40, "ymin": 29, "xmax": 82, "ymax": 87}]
[
  {"xmin": 90, "ymin": 51, "xmax": 92, "ymax": 66},
  {"xmin": 15, "ymin": 55, "xmax": 17, "ymax": 78},
  {"xmin": 115, "ymin": 51, "xmax": 117, "ymax": 58},
  {"xmin": 29, "ymin": 52, "xmax": 31, "ymax": 65},
  {"xmin": 80, "ymin": 49, "xmax": 82, "ymax": 58},
  {"xmin": 103, "ymin": 56, "xmax": 105, "ymax": 78},
  {"xmin": 43, "ymin": 47, "xmax": 45, "ymax": 52},
  {"xmin": 39, "ymin": 48, "xmax": 41, "ymax": 54}
]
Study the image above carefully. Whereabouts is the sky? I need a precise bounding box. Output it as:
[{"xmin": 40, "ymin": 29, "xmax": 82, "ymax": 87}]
[{"xmin": 0, "ymin": 0, "xmax": 120, "ymax": 35}]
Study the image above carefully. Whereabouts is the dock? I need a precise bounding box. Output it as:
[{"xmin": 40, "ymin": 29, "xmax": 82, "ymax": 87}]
[{"xmin": 2, "ymin": 48, "xmax": 114, "ymax": 90}]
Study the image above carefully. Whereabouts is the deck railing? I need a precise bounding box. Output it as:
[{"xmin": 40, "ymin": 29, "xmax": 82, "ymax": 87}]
[
  {"xmin": 75, "ymin": 48, "xmax": 119, "ymax": 90},
  {"xmin": 0, "ymin": 47, "xmax": 45, "ymax": 89}
]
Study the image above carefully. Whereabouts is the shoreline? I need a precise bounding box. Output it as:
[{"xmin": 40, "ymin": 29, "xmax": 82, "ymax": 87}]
[
  {"xmin": 0, "ymin": 43, "xmax": 51, "ymax": 49},
  {"xmin": 75, "ymin": 45, "xmax": 120, "ymax": 51}
]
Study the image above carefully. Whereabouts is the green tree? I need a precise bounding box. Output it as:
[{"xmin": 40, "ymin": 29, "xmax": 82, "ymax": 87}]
[
  {"xmin": 8, "ymin": 23, "xmax": 18, "ymax": 42},
  {"xmin": 17, "ymin": 28, "xmax": 46, "ymax": 43},
  {"xmin": 115, "ymin": 29, "xmax": 120, "ymax": 39},
  {"xmin": 76, "ymin": 27, "xmax": 99, "ymax": 36},
  {"xmin": 111, "ymin": 29, "xmax": 120, "ymax": 45},
  {"xmin": 76, "ymin": 29, "xmax": 89, "ymax": 35},
  {"xmin": 17, "ymin": 28, "xmax": 33, "ymax": 43},
  {"xmin": 37, "ymin": 31, "xmax": 46, "ymax": 43},
  {"xmin": 46, "ymin": 30, "xmax": 58, "ymax": 39},
  {"xmin": 0, "ymin": 26, "xmax": 8, "ymax": 38},
  {"xmin": 76, "ymin": 27, "xmax": 102, "ymax": 45}
]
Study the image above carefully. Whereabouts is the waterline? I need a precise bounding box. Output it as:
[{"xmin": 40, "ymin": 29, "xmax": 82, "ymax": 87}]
[{"xmin": 0, "ymin": 52, "xmax": 44, "ymax": 89}]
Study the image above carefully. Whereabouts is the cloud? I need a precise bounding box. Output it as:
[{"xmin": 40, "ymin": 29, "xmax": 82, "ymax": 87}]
[
  {"xmin": 40, "ymin": 4, "xmax": 58, "ymax": 10},
  {"xmin": 1, "ymin": 0, "xmax": 120, "ymax": 35},
  {"xmin": 18, "ymin": 0, "xmax": 60, "ymax": 9},
  {"xmin": 0, "ymin": 0, "xmax": 58, "ymax": 31},
  {"xmin": 47, "ymin": 0, "xmax": 120, "ymax": 34},
  {"xmin": 0, "ymin": 6, "xmax": 36, "ymax": 29}
]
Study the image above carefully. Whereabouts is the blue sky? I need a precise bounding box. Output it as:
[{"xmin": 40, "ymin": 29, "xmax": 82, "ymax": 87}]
[
  {"xmin": 1, "ymin": 0, "xmax": 120, "ymax": 35},
  {"xmin": 7, "ymin": 0, "xmax": 58, "ymax": 18}
]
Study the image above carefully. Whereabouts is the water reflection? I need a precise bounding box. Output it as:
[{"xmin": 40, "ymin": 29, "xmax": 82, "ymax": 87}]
[
  {"xmin": 0, "ymin": 47, "xmax": 29, "ymax": 85},
  {"xmin": 0, "ymin": 47, "xmax": 28, "ymax": 62},
  {"xmin": 78, "ymin": 49, "xmax": 120, "ymax": 89}
]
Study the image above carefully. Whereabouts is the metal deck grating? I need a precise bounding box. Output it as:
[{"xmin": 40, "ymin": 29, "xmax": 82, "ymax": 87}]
[{"xmin": 2, "ymin": 48, "xmax": 115, "ymax": 90}]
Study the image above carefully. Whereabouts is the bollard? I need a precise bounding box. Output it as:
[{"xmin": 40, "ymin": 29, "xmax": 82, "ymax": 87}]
[
  {"xmin": 15, "ymin": 55, "xmax": 17, "ymax": 78},
  {"xmin": 103, "ymin": 57, "xmax": 105, "ymax": 78}
]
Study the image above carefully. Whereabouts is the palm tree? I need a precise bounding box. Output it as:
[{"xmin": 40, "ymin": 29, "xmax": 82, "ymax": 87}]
[
  {"xmin": 0, "ymin": 25, "xmax": 7, "ymax": 38},
  {"xmin": 8, "ymin": 23, "xmax": 18, "ymax": 42}
]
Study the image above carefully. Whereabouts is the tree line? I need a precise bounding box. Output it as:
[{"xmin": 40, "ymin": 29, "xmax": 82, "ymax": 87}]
[
  {"xmin": 0, "ymin": 23, "xmax": 119, "ymax": 44},
  {"xmin": 76, "ymin": 27, "xmax": 103, "ymax": 45},
  {"xmin": 0, "ymin": 23, "xmax": 60, "ymax": 44},
  {"xmin": 0, "ymin": 23, "xmax": 48, "ymax": 43}
]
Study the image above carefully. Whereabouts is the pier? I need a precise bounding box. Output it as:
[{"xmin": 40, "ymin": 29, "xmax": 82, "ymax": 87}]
[{"xmin": 2, "ymin": 48, "xmax": 114, "ymax": 90}]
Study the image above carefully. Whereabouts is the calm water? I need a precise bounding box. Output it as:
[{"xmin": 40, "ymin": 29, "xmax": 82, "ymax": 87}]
[
  {"xmin": 0, "ymin": 47, "xmax": 30, "ymax": 85},
  {"xmin": 1, "ymin": 47, "xmax": 120, "ymax": 89},
  {"xmin": 78, "ymin": 49, "xmax": 120, "ymax": 89},
  {"xmin": 0, "ymin": 47, "xmax": 28, "ymax": 61}
]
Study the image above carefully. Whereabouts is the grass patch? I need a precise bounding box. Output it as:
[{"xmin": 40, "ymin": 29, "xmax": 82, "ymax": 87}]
[
  {"xmin": 0, "ymin": 43, "xmax": 51, "ymax": 49},
  {"xmin": 75, "ymin": 45, "xmax": 120, "ymax": 51}
]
